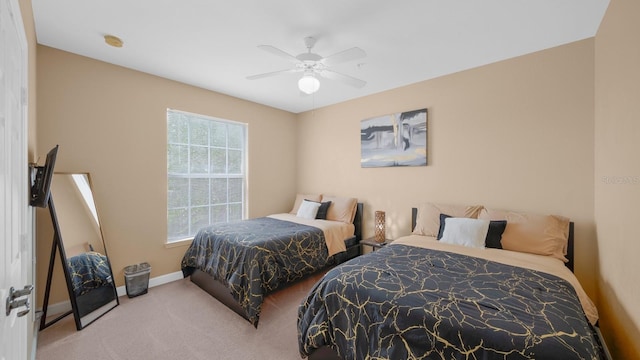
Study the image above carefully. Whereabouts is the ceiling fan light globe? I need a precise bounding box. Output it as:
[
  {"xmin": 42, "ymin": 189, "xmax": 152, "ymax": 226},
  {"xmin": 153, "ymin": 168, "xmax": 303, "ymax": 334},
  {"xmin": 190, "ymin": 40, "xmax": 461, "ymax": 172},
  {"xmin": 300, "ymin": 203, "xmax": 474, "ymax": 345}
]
[{"xmin": 298, "ymin": 75, "xmax": 320, "ymax": 94}]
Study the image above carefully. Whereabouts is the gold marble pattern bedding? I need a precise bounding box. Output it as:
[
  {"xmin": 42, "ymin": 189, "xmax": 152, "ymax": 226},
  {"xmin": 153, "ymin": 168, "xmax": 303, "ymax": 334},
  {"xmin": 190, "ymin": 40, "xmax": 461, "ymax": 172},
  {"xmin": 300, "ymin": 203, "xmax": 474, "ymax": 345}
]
[
  {"xmin": 67, "ymin": 251, "xmax": 113, "ymax": 297},
  {"xmin": 298, "ymin": 244, "xmax": 604, "ymax": 360},
  {"xmin": 181, "ymin": 216, "xmax": 332, "ymax": 326}
]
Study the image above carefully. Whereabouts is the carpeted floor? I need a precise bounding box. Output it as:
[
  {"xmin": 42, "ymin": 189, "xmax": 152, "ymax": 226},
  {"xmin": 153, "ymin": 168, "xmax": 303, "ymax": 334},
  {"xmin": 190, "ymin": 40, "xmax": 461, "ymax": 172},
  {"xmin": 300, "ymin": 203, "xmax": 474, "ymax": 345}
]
[{"xmin": 36, "ymin": 272, "xmax": 327, "ymax": 360}]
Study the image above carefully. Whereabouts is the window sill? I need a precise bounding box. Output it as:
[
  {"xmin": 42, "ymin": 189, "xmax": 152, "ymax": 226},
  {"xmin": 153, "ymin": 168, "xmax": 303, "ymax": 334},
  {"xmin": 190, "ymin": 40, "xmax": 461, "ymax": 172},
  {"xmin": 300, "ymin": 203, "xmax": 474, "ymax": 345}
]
[{"xmin": 165, "ymin": 238, "xmax": 193, "ymax": 249}]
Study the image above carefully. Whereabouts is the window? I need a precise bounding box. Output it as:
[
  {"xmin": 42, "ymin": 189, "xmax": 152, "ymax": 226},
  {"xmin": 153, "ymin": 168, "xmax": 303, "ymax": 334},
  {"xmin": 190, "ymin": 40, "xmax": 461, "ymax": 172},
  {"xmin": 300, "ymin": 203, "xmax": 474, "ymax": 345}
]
[{"xmin": 167, "ymin": 109, "xmax": 247, "ymax": 242}]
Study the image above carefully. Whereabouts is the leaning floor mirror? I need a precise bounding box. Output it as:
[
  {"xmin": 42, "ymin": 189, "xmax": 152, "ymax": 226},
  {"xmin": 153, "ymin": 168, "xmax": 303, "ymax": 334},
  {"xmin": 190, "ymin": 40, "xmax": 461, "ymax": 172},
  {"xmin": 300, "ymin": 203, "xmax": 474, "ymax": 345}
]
[{"xmin": 40, "ymin": 173, "xmax": 119, "ymax": 330}]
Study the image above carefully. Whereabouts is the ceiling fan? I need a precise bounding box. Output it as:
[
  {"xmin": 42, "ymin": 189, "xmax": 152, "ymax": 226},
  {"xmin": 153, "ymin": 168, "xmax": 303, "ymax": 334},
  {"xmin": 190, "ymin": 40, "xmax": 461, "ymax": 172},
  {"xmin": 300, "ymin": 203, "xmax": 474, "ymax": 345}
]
[{"xmin": 246, "ymin": 37, "xmax": 367, "ymax": 94}]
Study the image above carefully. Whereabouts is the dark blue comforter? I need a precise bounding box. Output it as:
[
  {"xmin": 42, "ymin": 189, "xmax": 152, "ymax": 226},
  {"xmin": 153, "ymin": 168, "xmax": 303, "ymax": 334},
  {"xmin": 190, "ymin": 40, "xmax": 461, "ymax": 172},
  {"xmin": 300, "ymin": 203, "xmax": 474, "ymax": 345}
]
[
  {"xmin": 181, "ymin": 217, "xmax": 330, "ymax": 326},
  {"xmin": 67, "ymin": 251, "xmax": 113, "ymax": 297},
  {"xmin": 298, "ymin": 244, "xmax": 604, "ymax": 360}
]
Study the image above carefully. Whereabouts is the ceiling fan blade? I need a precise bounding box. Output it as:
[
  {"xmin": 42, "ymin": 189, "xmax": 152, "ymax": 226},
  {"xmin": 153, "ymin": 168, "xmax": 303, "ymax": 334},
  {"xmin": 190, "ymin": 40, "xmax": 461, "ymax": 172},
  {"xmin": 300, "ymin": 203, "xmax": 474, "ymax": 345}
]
[
  {"xmin": 321, "ymin": 47, "xmax": 366, "ymax": 66},
  {"xmin": 258, "ymin": 45, "xmax": 300, "ymax": 64},
  {"xmin": 320, "ymin": 69, "xmax": 366, "ymax": 88},
  {"xmin": 246, "ymin": 68, "xmax": 299, "ymax": 80}
]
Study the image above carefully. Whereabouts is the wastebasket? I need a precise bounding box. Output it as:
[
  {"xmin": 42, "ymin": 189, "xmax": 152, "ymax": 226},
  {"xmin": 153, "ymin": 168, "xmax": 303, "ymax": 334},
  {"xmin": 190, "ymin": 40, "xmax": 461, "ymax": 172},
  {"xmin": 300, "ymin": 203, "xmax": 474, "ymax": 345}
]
[{"xmin": 123, "ymin": 262, "xmax": 151, "ymax": 298}]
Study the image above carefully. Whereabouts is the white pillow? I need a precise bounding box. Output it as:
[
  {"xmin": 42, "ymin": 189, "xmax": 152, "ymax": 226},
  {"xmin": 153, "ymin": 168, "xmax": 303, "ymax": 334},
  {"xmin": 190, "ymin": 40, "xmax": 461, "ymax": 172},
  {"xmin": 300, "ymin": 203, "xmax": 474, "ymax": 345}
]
[
  {"xmin": 296, "ymin": 199, "xmax": 321, "ymax": 219},
  {"xmin": 439, "ymin": 217, "xmax": 490, "ymax": 249},
  {"xmin": 290, "ymin": 193, "xmax": 322, "ymax": 214}
]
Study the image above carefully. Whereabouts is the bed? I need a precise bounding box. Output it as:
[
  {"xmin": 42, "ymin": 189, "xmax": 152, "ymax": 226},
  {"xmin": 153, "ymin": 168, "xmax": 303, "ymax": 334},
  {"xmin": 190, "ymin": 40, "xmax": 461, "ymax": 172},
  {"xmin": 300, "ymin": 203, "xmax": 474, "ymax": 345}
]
[
  {"xmin": 298, "ymin": 203, "xmax": 608, "ymax": 360},
  {"xmin": 181, "ymin": 195, "xmax": 363, "ymax": 327}
]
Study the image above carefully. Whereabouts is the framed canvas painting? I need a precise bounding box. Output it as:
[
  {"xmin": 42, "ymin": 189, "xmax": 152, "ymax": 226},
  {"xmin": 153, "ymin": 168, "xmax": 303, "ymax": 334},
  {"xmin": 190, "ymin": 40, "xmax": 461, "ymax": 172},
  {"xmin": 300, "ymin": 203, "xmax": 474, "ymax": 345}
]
[{"xmin": 360, "ymin": 108, "xmax": 427, "ymax": 167}]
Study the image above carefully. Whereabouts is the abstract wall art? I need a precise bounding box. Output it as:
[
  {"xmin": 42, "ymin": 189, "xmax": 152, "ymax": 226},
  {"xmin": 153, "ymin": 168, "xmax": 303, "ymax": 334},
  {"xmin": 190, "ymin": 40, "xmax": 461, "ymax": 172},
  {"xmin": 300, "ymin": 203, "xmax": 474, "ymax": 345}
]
[{"xmin": 360, "ymin": 108, "xmax": 427, "ymax": 167}]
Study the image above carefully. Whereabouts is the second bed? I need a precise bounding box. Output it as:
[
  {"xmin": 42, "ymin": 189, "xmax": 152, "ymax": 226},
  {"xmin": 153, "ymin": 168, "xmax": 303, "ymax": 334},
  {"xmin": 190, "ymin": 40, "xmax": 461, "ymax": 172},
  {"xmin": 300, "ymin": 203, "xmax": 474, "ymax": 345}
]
[{"xmin": 181, "ymin": 195, "xmax": 362, "ymax": 327}]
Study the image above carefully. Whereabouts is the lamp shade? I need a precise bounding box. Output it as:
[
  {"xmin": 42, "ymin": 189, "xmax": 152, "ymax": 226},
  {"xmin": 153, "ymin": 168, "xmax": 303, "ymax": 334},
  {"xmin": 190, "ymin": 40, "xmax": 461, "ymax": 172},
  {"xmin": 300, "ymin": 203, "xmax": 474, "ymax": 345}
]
[
  {"xmin": 298, "ymin": 74, "xmax": 320, "ymax": 94},
  {"xmin": 374, "ymin": 211, "xmax": 386, "ymax": 243}
]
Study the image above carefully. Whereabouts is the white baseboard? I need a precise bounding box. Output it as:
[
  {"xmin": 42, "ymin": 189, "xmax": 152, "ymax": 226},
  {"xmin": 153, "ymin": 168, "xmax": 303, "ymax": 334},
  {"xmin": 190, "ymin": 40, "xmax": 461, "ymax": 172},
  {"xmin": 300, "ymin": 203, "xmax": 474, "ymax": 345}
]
[
  {"xmin": 38, "ymin": 300, "xmax": 72, "ymax": 318},
  {"xmin": 40, "ymin": 271, "xmax": 184, "ymax": 316},
  {"xmin": 116, "ymin": 270, "xmax": 184, "ymax": 297}
]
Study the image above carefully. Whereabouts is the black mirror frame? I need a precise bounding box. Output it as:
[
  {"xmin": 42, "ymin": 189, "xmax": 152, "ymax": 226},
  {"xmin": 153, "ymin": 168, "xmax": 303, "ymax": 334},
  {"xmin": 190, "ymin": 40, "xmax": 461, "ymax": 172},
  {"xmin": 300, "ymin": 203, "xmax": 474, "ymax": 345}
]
[{"xmin": 39, "ymin": 173, "xmax": 119, "ymax": 331}]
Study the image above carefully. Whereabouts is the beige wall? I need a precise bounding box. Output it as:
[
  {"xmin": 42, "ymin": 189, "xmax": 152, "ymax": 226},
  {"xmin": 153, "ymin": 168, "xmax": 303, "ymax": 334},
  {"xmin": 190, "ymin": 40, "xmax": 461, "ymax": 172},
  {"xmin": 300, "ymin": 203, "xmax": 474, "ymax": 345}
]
[
  {"xmin": 297, "ymin": 39, "xmax": 597, "ymax": 298},
  {"xmin": 595, "ymin": 0, "xmax": 640, "ymax": 358},
  {"xmin": 35, "ymin": 46, "xmax": 298, "ymax": 306}
]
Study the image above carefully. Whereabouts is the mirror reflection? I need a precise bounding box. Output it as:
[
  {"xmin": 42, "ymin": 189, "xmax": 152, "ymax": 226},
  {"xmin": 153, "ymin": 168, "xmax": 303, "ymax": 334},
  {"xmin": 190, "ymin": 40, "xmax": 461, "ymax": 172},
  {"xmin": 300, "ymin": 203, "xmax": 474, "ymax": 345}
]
[{"xmin": 47, "ymin": 173, "xmax": 118, "ymax": 329}]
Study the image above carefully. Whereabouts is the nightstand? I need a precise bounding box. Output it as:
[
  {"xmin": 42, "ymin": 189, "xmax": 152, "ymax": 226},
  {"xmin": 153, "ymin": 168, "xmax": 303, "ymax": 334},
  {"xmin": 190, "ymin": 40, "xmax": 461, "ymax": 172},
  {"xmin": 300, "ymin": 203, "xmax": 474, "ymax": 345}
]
[{"xmin": 360, "ymin": 237, "xmax": 392, "ymax": 251}]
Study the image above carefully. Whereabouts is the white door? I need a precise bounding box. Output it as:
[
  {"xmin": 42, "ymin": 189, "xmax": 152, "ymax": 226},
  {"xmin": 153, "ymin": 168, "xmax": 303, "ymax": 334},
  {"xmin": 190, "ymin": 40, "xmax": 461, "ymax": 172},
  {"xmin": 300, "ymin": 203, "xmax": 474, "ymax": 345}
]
[{"xmin": 1, "ymin": 0, "xmax": 31, "ymax": 359}]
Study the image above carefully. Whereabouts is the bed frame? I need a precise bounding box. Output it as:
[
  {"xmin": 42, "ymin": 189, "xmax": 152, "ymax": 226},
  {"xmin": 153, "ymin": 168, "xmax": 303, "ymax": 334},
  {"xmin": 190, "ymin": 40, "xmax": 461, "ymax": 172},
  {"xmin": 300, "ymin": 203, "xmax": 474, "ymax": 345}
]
[
  {"xmin": 308, "ymin": 208, "xmax": 577, "ymax": 360},
  {"xmin": 189, "ymin": 203, "xmax": 363, "ymax": 323}
]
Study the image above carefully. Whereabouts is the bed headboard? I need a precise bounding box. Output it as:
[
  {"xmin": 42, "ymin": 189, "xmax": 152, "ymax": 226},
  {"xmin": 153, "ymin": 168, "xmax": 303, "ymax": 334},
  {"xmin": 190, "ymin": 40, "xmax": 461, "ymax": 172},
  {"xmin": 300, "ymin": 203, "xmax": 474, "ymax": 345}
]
[
  {"xmin": 410, "ymin": 208, "xmax": 575, "ymax": 272},
  {"xmin": 566, "ymin": 222, "xmax": 575, "ymax": 272},
  {"xmin": 353, "ymin": 203, "xmax": 363, "ymax": 241}
]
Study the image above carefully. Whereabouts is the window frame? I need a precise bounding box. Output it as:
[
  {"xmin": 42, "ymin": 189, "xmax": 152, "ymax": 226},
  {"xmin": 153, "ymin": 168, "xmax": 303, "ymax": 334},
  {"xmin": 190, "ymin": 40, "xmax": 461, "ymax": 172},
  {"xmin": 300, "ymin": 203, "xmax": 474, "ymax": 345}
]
[{"xmin": 166, "ymin": 108, "xmax": 247, "ymax": 243}]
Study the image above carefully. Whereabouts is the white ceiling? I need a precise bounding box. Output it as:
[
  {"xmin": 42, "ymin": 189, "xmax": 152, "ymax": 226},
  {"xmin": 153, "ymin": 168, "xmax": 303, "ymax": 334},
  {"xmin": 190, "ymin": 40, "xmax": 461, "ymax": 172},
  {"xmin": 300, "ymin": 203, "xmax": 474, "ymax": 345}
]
[{"xmin": 31, "ymin": 0, "xmax": 609, "ymax": 114}]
